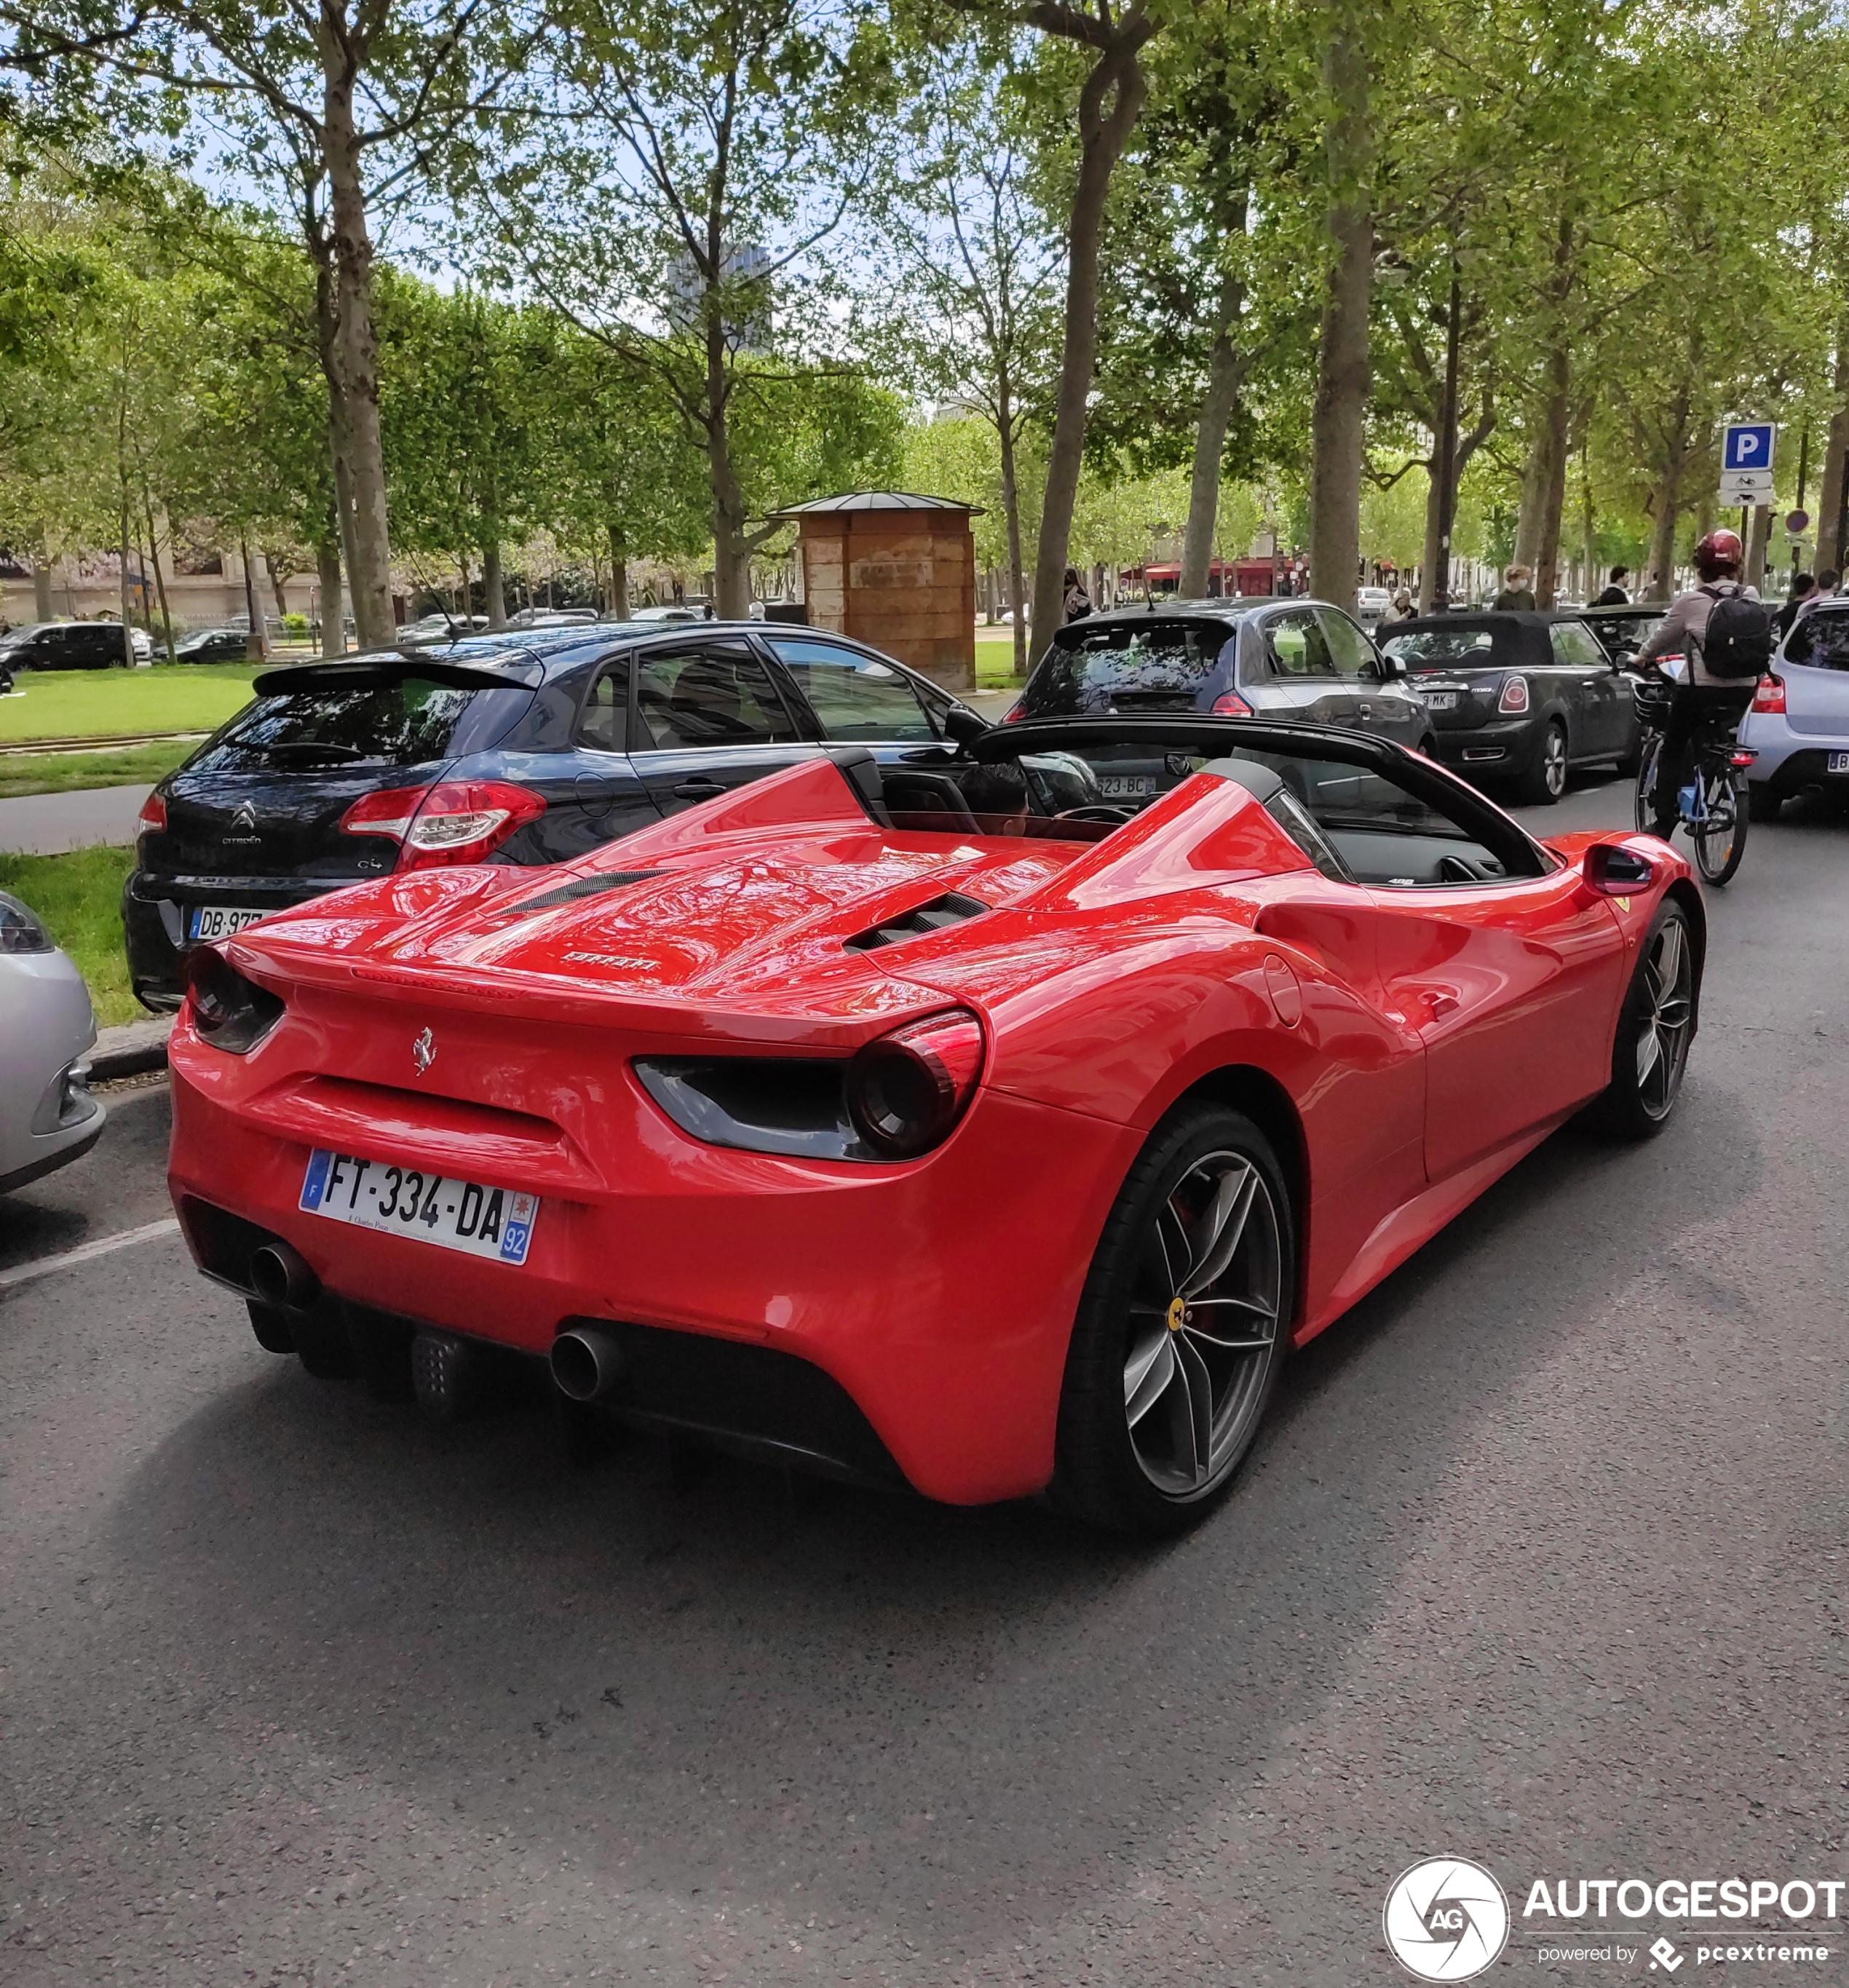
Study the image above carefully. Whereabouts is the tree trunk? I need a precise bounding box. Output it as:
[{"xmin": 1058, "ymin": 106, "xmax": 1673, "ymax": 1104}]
[
  {"xmin": 1746, "ymin": 504, "xmax": 1773, "ymax": 591},
  {"xmin": 31, "ymin": 558, "xmax": 51, "ymax": 621},
  {"xmin": 143, "ymin": 498, "xmax": 175, "ymax": 660},
  {"xmin": 1308, "ymin": 23, "xmax": 1372, "ymax": 611},
  {"xmin": 1513, "ymin": 352, "xmax": 1570, "ymax": 601},
  {"xmin": 1535, "ymin": 381, "xmax": 1570, "ymax": 608},
  {"xmin": 1029, "ymin": 33, "xmax": 1151, "ymax": 656},
  {"xmin": 269, "ymin": 563, "xmax": 291, "ymax": 623},
  {"xmin": 322, "ymin": 58, "xmax": 395, "ymax": 649},
  {"xmin": 1645, "ymin": 403, "xmax": 1689, "ymax": 601},
  {"xmin": 239, "ymin": 536, "xmax": 267, "ymax": 659},
  {"xmin": 606, "ymin": 523, "xmax": 630, "ymax": 621},
  {"xmin": 1815, "ymin": 333, "xmax": 1849, "ymax": 576},
  {"xmin": 1181, "ymin": 265, "xmax": 1248, "ymax": 598},
  {"xmin": 1417, "ymin": 268, "xmax": 1462, "ymax": 612},
  {"xmin": 483, "ymin": 539, "xmax": 507, "ymax": 628},
  {"xmin": 316, "ymin": 536, "xmax": 344, "ymax": 656},
  {"xmin": 996, "ymin": 390, "xmax": 1029, "ymax": 677}
]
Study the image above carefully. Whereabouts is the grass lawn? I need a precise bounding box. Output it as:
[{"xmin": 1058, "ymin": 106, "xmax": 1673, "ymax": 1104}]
[
  {"xmin": 0, "ymin": 662, "xmax": 261, "ymax": 745},
  {"xmin": 0, "ymin": 844, "xmax": 139, "ymax": 1026},
  {"xmin": 0, "ymin": 738, "xmax": 193, "ymax": 799}
]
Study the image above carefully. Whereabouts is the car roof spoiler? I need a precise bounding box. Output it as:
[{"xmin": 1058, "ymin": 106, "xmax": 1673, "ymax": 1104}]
[{"xmin": 253, "ymin": 654, "xmax": 547, "ymax": 694}]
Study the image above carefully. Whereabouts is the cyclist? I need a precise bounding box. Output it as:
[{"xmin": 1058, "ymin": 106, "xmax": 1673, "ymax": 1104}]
[{"xmin": 1633, "ymin": 529, "xmax": 1762, "ymax": 839}]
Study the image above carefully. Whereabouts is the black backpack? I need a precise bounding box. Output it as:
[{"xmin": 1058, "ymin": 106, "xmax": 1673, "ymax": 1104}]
[{"xmin": 1700, "ymin": 585, "xmax": 1774, "ymax": 679}]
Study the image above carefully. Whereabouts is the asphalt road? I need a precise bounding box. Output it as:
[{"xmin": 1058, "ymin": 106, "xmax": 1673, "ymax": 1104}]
[
  {"xmin": 0, "ymin": 780, "xmax": 151, "ymax": 854},
  {"xmin": 6, "ymin": 773, "xmax": 1849, "ymax": 1987}
]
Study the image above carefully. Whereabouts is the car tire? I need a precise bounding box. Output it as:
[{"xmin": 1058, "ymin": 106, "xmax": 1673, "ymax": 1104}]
[
  {"xmin": 1515, "ymin": 720, "xmax": 1568, "ymax": 805},
  {"xmin": 1050, "ymin": 1104, "xmax": 1293, "ymax": 1536},
  {"xmin": 1585, "ymin": 901, "xmax": 1698, "ymax": 1141},
  {"xmin": 247, "ymin": 1299, "xmax": 296, "ymax": 1355},
  {"xmin": 1747, "ymin": 780, "xmax": 1782, "ymax": 823}
]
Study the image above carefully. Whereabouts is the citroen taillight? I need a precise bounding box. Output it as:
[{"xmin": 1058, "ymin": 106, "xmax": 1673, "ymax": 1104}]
[{"xmin": 339, "ymin": 782, "xmax": 546, "ymax": 870}]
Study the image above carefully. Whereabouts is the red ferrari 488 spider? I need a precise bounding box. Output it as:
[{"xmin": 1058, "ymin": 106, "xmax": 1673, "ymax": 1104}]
[{"xmin": 167, "ymin": 717, "xmax": 1700, "ymax": 1533}]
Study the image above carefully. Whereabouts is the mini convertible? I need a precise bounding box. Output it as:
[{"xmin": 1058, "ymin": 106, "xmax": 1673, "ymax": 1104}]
[{"xmin": 167, "ymin": 718, "xmax": 1701, "ymax": 1534}]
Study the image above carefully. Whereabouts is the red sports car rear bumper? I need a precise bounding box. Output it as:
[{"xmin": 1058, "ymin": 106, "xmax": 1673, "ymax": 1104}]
[{"xmin": 167, "ymin": 1013, "xmax": 1140, "ymax": 1505}]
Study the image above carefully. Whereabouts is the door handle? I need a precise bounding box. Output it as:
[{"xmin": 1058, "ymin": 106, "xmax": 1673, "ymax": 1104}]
[{"xmin": 673, "ymin": 778, "xmax": 726, "ymax": 799}]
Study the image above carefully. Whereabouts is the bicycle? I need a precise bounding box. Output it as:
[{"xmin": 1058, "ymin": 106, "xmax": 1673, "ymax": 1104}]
[{"xmin": 1632, "ymin": 680, "xmax": 1754, "ymax": 884}]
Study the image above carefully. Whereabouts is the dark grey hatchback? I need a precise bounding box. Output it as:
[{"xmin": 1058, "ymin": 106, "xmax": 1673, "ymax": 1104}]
[{"xmin": 124, "ymin": 622, "xmax": 978, "ymax": 1008}]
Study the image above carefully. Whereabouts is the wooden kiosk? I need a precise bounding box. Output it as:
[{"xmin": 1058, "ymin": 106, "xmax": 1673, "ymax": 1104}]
[{"xmin": 769, "ymin": 491, "xmax": 979, "ymax": 693}]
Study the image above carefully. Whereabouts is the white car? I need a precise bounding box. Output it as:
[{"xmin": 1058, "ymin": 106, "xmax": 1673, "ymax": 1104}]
[
  {"xmin": 1, "ymin": 892, "xmax": 104, "ymax": 1193},
  {"xmin": 1355, "ymin": 585, "xmax": 1393, "ymax": 627}
]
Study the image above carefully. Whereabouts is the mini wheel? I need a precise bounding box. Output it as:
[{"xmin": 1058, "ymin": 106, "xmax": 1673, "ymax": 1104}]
[
  {"xmin": 1516, "ymin": 720, "xmax": 1568, "ymax": 806},
  {"xmin": 1052, "ymin": 1104, "xmax": 1292, "ymax": 1534}
]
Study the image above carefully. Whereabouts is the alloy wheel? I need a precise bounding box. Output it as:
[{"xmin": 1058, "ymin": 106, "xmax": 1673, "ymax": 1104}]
[
  {"xmin": 1122, "ymin": 1150, "xmax": 1283, "ymax": 1495},
  {"xmin": 1543, "ymin": 726, "xmax": 1568, "ymax": 798},
  {"xmin": 1635, "ymin": 916, "xmax": 1694, "ymax": 1120}
]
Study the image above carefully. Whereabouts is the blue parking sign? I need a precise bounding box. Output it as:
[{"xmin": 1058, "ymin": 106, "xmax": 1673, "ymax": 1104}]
[{"xmin": 1722, "ymin": 422, "xmax": 1775, "ymax": 472}]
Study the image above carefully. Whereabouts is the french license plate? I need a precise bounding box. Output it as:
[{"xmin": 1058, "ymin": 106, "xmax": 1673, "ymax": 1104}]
[
  {"xmin": 189, "ymin": 904, "xmax": 269, "ymax": 940},
  {"xmin": 298, "ymin": 1149, "xmax": 539, "ymax": 1266},
  {"xmin": 1098, "ymin": 775, "xmax": 1157, "ymax": 798},
  {"xmin": 1420, "ymin": 691, "xmax": 1459, "ymax": 711},
  {"xmin": 1829, "ymin": 751, "xmax": 1849, "ymax": 774}
]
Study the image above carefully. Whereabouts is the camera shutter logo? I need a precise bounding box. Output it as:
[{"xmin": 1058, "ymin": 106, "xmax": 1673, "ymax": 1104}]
[{"xmin": 1383, "ymin": 1857, "xmax": 1511, "ymax": 1980}]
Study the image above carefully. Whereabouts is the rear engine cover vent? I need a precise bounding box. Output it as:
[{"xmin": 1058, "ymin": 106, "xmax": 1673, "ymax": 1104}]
[
  {"xmin": 844, "ymin": 891, "xmax": 989, "ymax": 952},
  {"xmin": 515, "ymin": 870, "xmax": 664, "ymax": 913}
]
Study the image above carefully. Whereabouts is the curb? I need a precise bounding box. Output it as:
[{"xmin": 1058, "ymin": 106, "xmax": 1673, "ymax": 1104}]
[{"xmin": 90, "ymin": 1015, "xmax": 173, "ymax": 1082}]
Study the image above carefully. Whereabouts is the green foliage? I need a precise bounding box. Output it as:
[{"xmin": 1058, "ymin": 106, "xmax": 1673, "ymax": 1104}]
[{"xmin": 0, "ymin": 843, "xmax": 138, "ymax": 1024}]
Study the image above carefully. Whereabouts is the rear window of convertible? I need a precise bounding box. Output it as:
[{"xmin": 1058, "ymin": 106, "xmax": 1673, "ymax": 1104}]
[
  {"xmin": 1381, "ymin": 626, "xmax": 1500, "ymax": 670},
  {"xmin": 189, "ymin": 676, "xmax": 534, "ymax": 771}
]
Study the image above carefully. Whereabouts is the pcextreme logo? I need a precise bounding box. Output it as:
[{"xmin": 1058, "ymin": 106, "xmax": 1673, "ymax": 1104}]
[{"xmin": 1385, "ymin": 1858, "xmax": 1512, "ymax": 1981}]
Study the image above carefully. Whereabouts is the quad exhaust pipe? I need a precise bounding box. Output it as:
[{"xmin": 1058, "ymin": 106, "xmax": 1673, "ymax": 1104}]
[
  {"xmin": 249, "ymin": 1240, "xmax": 319, "ymax": 1311},
  {"xmin": 550, "ymin": 1326, "xmax": 627, "ymax": 1402}
]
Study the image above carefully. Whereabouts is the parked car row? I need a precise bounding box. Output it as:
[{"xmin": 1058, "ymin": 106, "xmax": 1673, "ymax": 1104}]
[{"xmin": 0, "ymin": 619, "xmax": 151, "ymax": 670}]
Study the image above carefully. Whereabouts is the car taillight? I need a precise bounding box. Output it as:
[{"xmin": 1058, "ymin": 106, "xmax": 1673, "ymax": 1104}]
[
  {"xmin": 1211, "ymin": 690, "xmax": 1254, "ymax": 716},
  {"xmin": 845, "ymin": 1008, "xmax": 986, "ymax": 1159},
  {"xmin": 338, "ymin": 781, "xmax": 546, "ymax": 869},
  {"xmin": 137, "ymin": 791, "xmax": 167, "ymax": 836},
  {"xmin": 184, "ymin": 946, "xmax": 284, "ymax": 1054},
  {"xmin": 1751, "ymin": 673, "xmax": 1786, "ymax": 714},
  {"xmin": 1002, "ymin": 704, "xmax": 1024, "ymax": 724},
  {"xmin": 1497, "ymin": 676, "xmax": 1530, "ymax": 713}
]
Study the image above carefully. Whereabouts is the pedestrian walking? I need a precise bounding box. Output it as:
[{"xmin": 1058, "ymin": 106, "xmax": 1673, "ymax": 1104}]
[
  {"xmin": 1791, "ymin": 569, "xmax": 1839, "ymax": 632},
  {"xmin": 1063, "ymin": 567, "xmax": 1093, "ymax": 622},
  {"xmin": 1775, "ymin": 572, "xmax": 1818, "ymax": 639},
  {"xmin": 1593, "ymin": 566, "xmax": 1631, "ymax": 606},
  {"xmin": 1382, "ymin": 588, "xmax": 1416, "ymax": 625},
  {"xmin": 1492, "ymin": 565, "xmax": 1537, "ymax": 611}
]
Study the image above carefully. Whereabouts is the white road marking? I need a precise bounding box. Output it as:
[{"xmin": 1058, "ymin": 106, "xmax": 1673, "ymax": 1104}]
[{"xmin": 0, "ymin": 1217, "xmax": 182, "ymax": 1294}]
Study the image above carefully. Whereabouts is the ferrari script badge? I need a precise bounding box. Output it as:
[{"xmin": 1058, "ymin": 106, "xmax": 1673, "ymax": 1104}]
[{"xmin": 412, "ymin": 1027, "xmax": 436, "ymax": 1075}]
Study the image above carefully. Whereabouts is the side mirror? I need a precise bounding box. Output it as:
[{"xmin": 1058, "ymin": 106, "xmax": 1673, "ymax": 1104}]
[
  {"xmin": 943, "ymin": 706, "xmax": 989, "ymax": 748},
  {"xmin": 1583, "ymin": 841, "xmax": 1655, "ymax": 895}
]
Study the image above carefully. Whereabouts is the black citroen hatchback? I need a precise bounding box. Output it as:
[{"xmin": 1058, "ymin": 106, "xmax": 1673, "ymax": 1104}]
[{"xmin": 124, "ymin": 623, "xmax": 978, "ymax": 1008}]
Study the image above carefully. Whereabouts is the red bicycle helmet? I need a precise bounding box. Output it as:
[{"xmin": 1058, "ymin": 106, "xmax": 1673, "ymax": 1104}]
[{"xmin": 1694, "ymin": 528, "xmax": 1744, "ymax": 571}]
